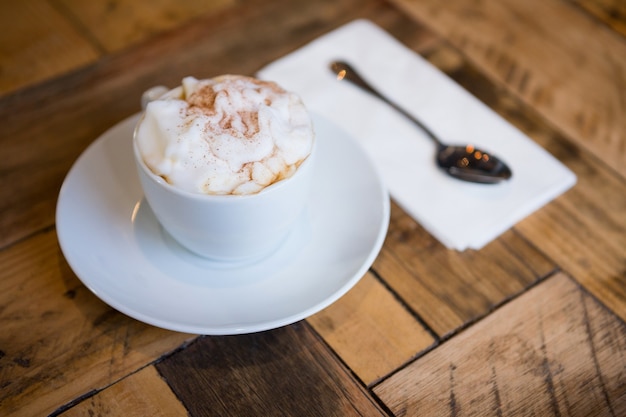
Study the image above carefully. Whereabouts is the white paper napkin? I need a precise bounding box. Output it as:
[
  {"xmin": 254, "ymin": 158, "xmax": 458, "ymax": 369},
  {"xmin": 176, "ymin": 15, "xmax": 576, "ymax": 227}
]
[{"xmin": 257, "ymin": 19, "xmax": 576, "ymax": 250}]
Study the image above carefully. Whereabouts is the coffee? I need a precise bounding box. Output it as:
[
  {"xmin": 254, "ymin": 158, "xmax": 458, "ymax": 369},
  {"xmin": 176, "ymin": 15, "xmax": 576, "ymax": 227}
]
[{"xmin": 135, "ymin": 76, "xmax": 314, "ymax": 195}]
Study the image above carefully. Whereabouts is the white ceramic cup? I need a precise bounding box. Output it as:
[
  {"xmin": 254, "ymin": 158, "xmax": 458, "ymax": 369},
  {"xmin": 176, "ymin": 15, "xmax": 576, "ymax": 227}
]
[{"xmin": 132, "ymin": 118, "xmax": 315, "ymax": 263}]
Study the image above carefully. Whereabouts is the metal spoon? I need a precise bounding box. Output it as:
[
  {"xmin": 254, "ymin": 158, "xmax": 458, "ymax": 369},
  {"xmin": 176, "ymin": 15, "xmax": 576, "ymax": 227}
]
[{"xmin": 330, "ymin": 61, "xmax": 512, "ymax": 184}]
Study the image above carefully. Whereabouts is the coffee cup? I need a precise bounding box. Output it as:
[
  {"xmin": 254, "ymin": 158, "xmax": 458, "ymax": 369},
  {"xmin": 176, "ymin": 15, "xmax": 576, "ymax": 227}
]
[{"xmin": 133, "ymin": 76, "xmax": 315, "ymax": 262}]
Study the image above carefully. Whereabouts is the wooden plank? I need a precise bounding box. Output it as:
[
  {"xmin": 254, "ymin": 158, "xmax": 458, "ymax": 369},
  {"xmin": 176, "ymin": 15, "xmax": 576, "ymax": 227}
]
[
  {"xmin": 516, "ymin": 167, "xmax": 626, "ymax": 321},
  {"xmin": 0, "ymin": 0, "xmax": 411, "ymax": 250},
  {"xmin": 374, "ymin": 273, "xmax": 626, "ymax": 416},
  {"xmin": 573, "ymin": 0, "xmax": 626, "ymax": 36},
  {"xmin": 0, "ymin": 229, "xmax": 194, "ymax": 417},
  {"xmin": 60, "ymin": 366, "xmax": 188, "ymax": 416},
  {"xmin": 390, "ymin": 0, "xmax": 626, "ymax": 179},
  {"xmin": 56, "ymin": 0, "xmax": 235, "ymax": 53},
  {"xmin": 428, "ymin": 44, "xmax": 626, "ymax": 322},
  {"xmin": 374, "ymin": 201, "xmax": 557, "ymax": 337},
  {"xmin": 156, "ymin": 322, "xmax": 387, "ymax": 417},
  {"xmin": 307, "ymin": 272, "xmax": 436, "ymax": 386},
  {"xmin": 0, "ymin": 0, "xmax": 100, "ymax": 95}
]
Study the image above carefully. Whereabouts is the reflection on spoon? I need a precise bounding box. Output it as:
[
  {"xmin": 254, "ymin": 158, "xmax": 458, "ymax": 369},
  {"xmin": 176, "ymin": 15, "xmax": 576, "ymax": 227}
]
[{"xmin": 330, "ymin": 61, "xmax": 512, "ymax": 184}]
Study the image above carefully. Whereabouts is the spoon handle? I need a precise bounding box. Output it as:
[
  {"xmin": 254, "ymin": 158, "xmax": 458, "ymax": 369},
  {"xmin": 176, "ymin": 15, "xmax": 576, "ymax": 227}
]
[{"xmin": 330, "ymin": 61, "xmax": 443, "ymax": 148}]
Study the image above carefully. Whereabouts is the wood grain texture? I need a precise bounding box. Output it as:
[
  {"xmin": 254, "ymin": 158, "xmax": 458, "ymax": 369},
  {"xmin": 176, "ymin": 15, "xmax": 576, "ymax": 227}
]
[
  {"xmin": 55, "ymin": 0, "xmax": 235, "ymax": 53},
  {"xmin": 0, "ymin": 0, "xmax": 100, "ymax": 95},
  {"xmin": 0, "ymin": 0, "xmax": 396, "ymax": 250},
  {"xmin": 515, "ymin": 144, "xmax": 626, "ymax": 321},
  {"xmin": 307, "ymin": 272, "xmax": 436, "ymax": 386},
  {"xmin": 374, "ymin": 273, "xmax": 626, "ymax": 416},
  {"xmin": 156, "ymin": 322, "xmax": 387, "ymax": 417},
  {"xmin": 429, "ymin": 44, "xmax": 626, "ymax": 322},
  {"xmin": 390, "ymin": 0, "xmax": 626, "ymax": 179},
  {"xmin": 573, "ymin": 0, "xmax": 626, "ymax": 36},
  {"xmin": 0, "ymin": 229, "xmax": 194, "ymax": 417},
  {"xmin": 0, "ymin": 4, "xmax": 441, "ymax": 415},
  {"xmin": 374, "ymin": 201, "xmax": 557, "ymax": 337},
  {"xmin": 60, "ymin": 366, "xmax": 188, "ymax": 416},
  {"xmin": 0, "ymin": 1, "xmax": 625, "ymax": 416}
]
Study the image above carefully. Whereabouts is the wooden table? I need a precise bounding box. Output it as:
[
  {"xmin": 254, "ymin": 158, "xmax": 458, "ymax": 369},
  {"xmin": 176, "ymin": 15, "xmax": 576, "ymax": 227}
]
[{"xmin": 1, "ymin": 0, "xmax": 625, "ymax": 415}]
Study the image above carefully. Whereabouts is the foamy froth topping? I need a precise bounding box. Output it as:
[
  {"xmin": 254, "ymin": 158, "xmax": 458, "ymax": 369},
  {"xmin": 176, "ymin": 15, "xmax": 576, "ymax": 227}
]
[{"xmin": 135, "ymin": 76, "xmax": 314, "ymax": 195}]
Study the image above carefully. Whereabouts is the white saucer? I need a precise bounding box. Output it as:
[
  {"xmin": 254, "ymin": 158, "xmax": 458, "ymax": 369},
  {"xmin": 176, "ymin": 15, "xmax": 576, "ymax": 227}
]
[{"xmin": 56, "ymin": 113, "xmax": 389, "ymax": 335}]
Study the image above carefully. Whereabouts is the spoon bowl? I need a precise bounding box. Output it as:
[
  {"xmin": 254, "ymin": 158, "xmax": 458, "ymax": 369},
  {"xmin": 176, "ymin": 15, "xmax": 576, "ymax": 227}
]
[{"xmin": 330, "ymin": 61, "xmax": 512, "ymax": 184}]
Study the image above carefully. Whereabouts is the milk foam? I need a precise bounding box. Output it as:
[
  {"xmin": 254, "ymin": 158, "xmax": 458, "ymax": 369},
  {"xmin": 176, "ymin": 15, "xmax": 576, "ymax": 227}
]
[{"xmin": 135, "ymin": 76, "xmax": 314, "ymax": 195}]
